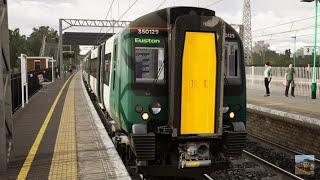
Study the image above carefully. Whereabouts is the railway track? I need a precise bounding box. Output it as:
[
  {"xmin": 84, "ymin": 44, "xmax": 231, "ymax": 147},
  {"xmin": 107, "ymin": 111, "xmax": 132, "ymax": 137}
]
[
  {"xmin": 243, "ymin": 150, "xmax": 303, "ymax": 179},
  {"xmin": 203, "ymin": 149, "xmax": 303, "ymax": 180},
  {"xmin": 248, "ymin": 133, "xmax": 320, "ymax": 164},
  {"xmin": 246, "ymin": 133, "xmax": 319, "ymax": 180},
  {"xmin": 204, "ymin": 133, "xmax": 320, "ymax": 180}
]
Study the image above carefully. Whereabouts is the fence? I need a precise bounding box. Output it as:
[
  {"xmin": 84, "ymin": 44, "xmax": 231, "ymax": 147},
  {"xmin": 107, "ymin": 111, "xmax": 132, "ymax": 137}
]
[
  {"xmin": 11, "ymin": 68, "xmax": 53, "ymax": 113},
  {"xmin": 246, "ymin": 66, "xmax": 320, "ymax": 97}
]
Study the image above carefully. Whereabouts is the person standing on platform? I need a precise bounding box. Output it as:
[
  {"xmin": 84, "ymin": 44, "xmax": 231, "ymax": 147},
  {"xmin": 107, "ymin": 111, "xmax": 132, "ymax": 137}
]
[
  {"xmin": 264, "ymin": 62, "xmax": 272, "ymax": 97},
  {"xmin": 285, "ymin": 64, "xmax": 295, "ymax": 97}
]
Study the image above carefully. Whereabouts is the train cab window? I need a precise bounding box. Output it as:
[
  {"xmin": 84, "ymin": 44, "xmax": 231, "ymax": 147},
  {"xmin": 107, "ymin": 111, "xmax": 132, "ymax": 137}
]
[
  {"xmin": 134, "ymin": 47, "xmax": 165, "ymax": 83},
  {"xmin": 224, "ymin": 42, "xmax": 240, "ymax": 78},
  {"xmin": 104, "ymin": 53, "xmax": 111, "ymax": 85}
]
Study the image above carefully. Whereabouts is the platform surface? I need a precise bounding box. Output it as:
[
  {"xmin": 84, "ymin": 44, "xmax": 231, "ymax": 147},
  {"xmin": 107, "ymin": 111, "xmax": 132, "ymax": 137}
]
[
  {"xmin": 247, "ymin": 89, "xmax": 320, "ymax": 120},
  {"xmin": 5, "ymin": 72, "xmax": 130, "ymax": 180}
]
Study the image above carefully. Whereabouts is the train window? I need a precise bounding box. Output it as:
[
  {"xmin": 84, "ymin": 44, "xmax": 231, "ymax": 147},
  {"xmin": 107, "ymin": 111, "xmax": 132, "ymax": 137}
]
[
  {"xmin": 91, "ymin": 58, "xmax": 97, "ymax": 78},
  {"xmin": 224, "ymin": 42, "xmax": 240, "ymax": 78},
  {"xmin": 104, "ymin": 53, "xmax": 111, "ymax": 85},
  {"xmin": 112, "ymin": 43, "xmax": 118, "ymax": 90},
  {"xmin": 134, "ymin": 47, "xmax": 165, "ymax": 83}
]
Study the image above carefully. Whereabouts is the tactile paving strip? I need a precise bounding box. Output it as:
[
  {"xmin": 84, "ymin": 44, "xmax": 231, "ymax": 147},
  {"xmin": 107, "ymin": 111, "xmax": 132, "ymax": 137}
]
[{"xmin": 48, "ymin": 77, "xmax": 77, "ymax": 180}]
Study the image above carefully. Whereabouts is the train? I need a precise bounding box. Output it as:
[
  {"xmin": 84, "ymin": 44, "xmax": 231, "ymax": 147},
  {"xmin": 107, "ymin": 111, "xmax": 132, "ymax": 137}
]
[{"xmin": 82, "ymin": 7, "xmax": 247, "ymax": 177}]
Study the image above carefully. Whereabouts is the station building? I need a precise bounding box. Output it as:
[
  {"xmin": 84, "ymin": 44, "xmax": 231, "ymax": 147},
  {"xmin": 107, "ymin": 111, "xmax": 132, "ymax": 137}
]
[{"xmin": 26, "ymin": 56, "xmax": 56, "ymax": 71}]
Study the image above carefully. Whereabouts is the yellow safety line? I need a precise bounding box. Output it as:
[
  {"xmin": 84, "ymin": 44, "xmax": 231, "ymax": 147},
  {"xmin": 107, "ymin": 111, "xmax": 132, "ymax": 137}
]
[
  {"xmin": 17, "ymin": 74, "xmax": 75, "ymax": 180},
  {"xmin": 48, "ymin": 75, "xmax": 77, "ymax": 180}
]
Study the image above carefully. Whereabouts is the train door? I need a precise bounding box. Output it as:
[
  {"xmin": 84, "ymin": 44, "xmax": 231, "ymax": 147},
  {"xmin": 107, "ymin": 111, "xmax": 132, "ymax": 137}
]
[
  {"xmin": 180, "ymin": 32, "xmax": 217, "ymax": 135},
  {"xmin": 96, "ymin": 46, "xmax": 102, "ymax": 101},
  {"xmin": 169, "ymin": 15, "xmax": 224, "ymax": 136},
  {"xmin": 99, "ymin": 44, "xmax": 105, "ymax": 105},
  {"xmin": 110, "ymin": 38, "xmax": 120, "ymax": 121}
]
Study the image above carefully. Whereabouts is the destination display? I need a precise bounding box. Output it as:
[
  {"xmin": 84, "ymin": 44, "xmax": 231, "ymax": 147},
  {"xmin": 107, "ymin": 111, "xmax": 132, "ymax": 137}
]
[{"xmin": 135, "ymin": 47, "xmax": 164, "ymax": 83}]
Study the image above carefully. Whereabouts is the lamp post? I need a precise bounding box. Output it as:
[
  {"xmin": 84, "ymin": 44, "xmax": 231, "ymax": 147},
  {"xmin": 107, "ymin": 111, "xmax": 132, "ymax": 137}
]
[
  {"xmin": 292, "ymin": 36, "xmax": 297, "ymax": 67},
  {"xmin": 301, "ymin": 0, "xmax": 318, "ymax": 99}
]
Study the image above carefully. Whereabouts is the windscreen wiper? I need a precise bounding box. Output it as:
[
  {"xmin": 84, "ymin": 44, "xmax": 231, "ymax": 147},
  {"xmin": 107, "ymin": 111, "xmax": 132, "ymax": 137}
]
[{"xmin": 152, "ymin": 61, "xmax": 165, "ymax": 86}]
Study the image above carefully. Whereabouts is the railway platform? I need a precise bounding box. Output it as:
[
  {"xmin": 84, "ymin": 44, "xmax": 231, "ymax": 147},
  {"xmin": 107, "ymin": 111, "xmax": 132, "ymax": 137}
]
[
  {"xmin": 247, "ymin": 88, "xmax": 320, "ymax": 120},
  {"xmin": 247, "ymin": 88, "xmax": 320, "ymax": 161},
  {"xmin": 4, "ymin": 72, "xmax": 130, "ymax": 180}
]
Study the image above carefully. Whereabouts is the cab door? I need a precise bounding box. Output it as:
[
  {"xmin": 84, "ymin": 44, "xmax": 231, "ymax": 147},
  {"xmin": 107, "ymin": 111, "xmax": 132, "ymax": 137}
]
[
  {"xmin": 180, "ymin": 32, "xmax": 217, "ymax": 135},
  {"xmin": 168, "ymin": 15, "xmax": 224, "ymax": 136}
]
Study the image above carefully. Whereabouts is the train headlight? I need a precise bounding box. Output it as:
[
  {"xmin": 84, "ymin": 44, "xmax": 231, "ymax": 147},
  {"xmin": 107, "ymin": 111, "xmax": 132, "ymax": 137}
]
[
  {"xmin": 141, "ymin": 112, "xmax": 149, "ymax": 121},
  {"xmin": 223, "ymin": 106, "xmax": 229, "ymax": 114},
  {"xmin": 150, "ymin": 102, "xmax": 161, "ymax": 115},
  {"xmin": 135, "ymin": 104, "xmax": 143, "ymax": 113},
  {"xmin": 229, "ymin": 111, "xmax": 235, "ymax": 119}
]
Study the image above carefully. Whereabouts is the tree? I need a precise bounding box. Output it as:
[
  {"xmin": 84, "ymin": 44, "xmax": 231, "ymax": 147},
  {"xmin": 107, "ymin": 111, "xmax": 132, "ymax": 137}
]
[
  {"xmin": 252, "ymin": 41, "xmax": 270, "ymax": 65},
  {"xmin": 27, "ymin": 26, "xmax": 58, "ymax": 56},
  {"xmin": 9, "ymin": 26, "xmax": 60, "ymax": 73},
  {"xmin": 9, "ymin": 28, "xmax": 29, "ymax": 72}
]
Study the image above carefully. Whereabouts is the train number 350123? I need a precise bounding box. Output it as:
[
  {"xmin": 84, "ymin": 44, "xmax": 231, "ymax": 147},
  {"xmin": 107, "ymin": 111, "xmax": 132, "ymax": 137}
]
[{"xmin": 138, "ymin": 29, "xmax": 160, "ymax": 35}]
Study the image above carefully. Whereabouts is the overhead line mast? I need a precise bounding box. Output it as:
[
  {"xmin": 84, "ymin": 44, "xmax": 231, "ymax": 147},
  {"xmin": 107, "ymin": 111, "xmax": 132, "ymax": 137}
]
[{"xmin": 242, "ymin": 0, "xmax": 253, "ymax": 65}]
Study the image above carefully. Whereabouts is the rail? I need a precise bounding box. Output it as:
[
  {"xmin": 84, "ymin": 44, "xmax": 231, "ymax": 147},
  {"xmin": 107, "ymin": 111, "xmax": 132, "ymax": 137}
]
[{"xmin": 242, "ymin": 150, "xmax": 304, "ymax": 180}]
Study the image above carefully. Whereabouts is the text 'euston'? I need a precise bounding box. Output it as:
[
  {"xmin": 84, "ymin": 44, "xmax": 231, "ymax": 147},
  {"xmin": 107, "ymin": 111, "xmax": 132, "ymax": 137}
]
[{"xmin": 134, "ymin": 38, "xmax": 160, "ymax": 44}]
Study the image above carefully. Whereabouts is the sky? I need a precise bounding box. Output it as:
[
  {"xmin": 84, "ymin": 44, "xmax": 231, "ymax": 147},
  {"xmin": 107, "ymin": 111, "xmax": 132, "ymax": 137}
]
[
  {"xmin": 7, "ymin": 0, "xmax": 319, "ymax": 54},
  {"xmin": 295, "ymin": 155, "xmax": 314, "ymax": 163}
]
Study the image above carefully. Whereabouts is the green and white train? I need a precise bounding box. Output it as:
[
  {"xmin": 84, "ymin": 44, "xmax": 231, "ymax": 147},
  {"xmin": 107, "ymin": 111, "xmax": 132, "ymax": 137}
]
[{"xmin": 83, "ymin": 7, "xmax": 247, "ymax": 177}]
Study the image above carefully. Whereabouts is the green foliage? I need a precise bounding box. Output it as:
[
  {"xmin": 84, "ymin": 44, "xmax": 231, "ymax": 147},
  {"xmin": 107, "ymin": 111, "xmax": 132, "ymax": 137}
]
[
  {"xmin": 252, "ymin": 50, "xmax": 319, "ymax": 67},
  {"xmin": 27, "ymin": 26, "xmax": 58, "ymax": 56},
  {"xmin": 9, "ymin": 28, "xmax": 29, "ymax": 73},
  {"xmin": 252, "ymin": 42, "xmax": 319, "ymax": 67},
  {"xmin": 9, "ymin": 26, "xmax": 80, "ymax": 73}
]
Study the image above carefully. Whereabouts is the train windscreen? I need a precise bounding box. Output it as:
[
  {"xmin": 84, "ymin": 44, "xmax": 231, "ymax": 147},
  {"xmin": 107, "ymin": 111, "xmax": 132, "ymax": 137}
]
[{"xmin": 134, "ymin": 47, "xmax": 165, "ymax": 83}]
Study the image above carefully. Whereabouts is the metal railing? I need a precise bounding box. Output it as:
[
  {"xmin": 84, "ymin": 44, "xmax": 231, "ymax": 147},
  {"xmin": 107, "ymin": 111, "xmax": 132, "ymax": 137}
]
[
  {"xmin": 246, "ymin": 66, "xmax": 320, "ymax": 97},
  {"xmin": 11, "ymin": 68, "xmax": 52, "ymax": 113}
]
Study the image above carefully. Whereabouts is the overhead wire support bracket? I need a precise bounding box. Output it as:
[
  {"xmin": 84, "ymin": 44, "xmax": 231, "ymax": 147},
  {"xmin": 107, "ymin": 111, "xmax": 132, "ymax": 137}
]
[
  {"xmin": 58, "ymin": 18, "xmax": 131, "ymax": 78},
  {"xmin": 60, "ymin": 19, "xmax": 131, "ymax": 28}
]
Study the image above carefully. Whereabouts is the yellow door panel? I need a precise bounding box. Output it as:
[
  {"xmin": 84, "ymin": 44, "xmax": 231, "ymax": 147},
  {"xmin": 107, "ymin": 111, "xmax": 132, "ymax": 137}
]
[{"xmin": 180, "ymin": 32, "xmax": 217, "ymax": 135}]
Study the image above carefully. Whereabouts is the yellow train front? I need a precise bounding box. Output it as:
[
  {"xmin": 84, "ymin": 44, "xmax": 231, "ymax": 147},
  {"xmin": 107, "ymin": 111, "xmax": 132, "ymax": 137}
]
[{"xmin": 124, "ymin": 7, "xmax": 247, "ymax": 177}]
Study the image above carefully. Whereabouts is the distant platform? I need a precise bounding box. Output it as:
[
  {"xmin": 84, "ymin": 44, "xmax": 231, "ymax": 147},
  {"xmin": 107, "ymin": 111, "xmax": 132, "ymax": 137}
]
[
  {"xmin": 6, "ymin": 72, "xmax": 130, "ymax": 180},
  {"xmin": 247, "ymin": 89, "xmax": 320, "ymax": 120}
]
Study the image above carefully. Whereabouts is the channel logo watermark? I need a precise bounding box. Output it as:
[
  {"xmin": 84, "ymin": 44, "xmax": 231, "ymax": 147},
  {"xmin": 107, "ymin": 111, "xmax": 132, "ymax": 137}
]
[{"xmin": 295, "ymin": 155, "xmax": 315, "ymax": 176}]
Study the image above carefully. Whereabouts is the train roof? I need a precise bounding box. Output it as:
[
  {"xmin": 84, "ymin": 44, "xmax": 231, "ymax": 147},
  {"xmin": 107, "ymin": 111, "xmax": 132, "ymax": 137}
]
[{"xmin": 129, "ymin": 7, "xmax": 216, "ymax": 28}]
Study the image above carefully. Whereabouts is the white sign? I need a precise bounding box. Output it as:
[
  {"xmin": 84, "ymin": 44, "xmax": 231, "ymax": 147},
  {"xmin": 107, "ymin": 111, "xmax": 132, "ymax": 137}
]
[
  {"xmin": 303, "ymin": 47, "xmax": 320, "ymax": 56},
  {"xmin": 304, "ymin": 47, "xmax": 313, "ymax": 56},
  {"xmin": 21, "ymin": 54, "xmax": 27, "ymax": 86},
  {"xmin": 20, "ymin": 54, "xmax": 28, "ymax": 108}
]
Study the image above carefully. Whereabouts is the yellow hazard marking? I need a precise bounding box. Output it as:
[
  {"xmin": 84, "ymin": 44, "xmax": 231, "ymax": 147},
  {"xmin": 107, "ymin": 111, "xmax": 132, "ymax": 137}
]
[
  {"xmin": 185, "ymin": 161, "xmax": 200, "ymax": 168},
  {"xmin": 17, "ymin": 74, "xmax": 75, "ymax": 180},
  {"xmin": 181, "ymin": 32, "xmax": 217, "ymax": 135},
  {"xmin": 49, "ymin": 74, "xmax": 77, "ymax": 180},
  {"xmin": 48, "ymin": 75, "xmax": 77, "ymax": 180}
]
